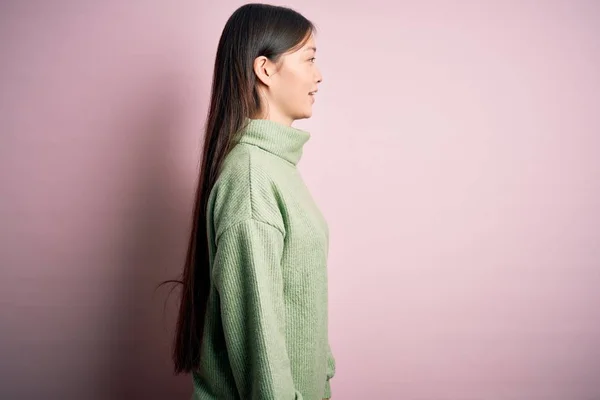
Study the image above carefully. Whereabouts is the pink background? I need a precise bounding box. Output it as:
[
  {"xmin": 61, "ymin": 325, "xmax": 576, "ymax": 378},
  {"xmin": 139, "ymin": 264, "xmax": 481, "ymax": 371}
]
[{"xmin": 1, "ymin": 1, "xmax": 599, "ymax": 399}]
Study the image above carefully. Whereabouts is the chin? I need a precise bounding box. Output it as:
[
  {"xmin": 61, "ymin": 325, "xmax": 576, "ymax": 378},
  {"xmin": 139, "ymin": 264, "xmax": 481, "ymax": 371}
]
[
  {"xmin": 290, "ymin": 106, "xmax": 313, "ymax": 121},
  {"xmin": 293, "ymin": 113, "xmax": 311, "ymax": 121}
]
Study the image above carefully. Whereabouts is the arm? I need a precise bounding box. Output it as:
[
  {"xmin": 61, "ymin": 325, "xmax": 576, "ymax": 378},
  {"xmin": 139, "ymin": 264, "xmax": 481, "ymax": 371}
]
[
  {"xmin": 213, "ymin": 218, "xmax": 302, "ymax": 399},
  {"xmin": 323, "ymin": 342, "xmax": 336, "ymax": 399}
]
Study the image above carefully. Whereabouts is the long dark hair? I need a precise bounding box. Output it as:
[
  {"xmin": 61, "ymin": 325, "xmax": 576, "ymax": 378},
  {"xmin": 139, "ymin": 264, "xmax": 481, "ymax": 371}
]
[{"xmin": 159, "ymin": 3, "xmax": 316, "ymax": 374}]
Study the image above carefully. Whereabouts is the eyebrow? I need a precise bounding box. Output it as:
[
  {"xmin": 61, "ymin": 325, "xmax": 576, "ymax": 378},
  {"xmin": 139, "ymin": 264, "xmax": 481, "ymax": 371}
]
[{"xmin": 305, "ymin": 46, "xmax": 317, "ymax": 52}]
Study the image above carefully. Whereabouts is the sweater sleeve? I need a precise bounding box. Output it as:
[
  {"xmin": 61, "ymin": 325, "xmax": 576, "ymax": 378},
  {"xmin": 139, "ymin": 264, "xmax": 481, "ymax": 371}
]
[
  {"xmin": 212, "ymin": 218, "xmax": 302, "ymax": 400},
  {"xmin": 324, "ymin": 342, "xmax": 336, "ymax": 398}
]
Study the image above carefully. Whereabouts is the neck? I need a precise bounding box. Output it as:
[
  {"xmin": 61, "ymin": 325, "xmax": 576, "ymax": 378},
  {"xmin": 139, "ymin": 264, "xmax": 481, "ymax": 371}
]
[
  {"xmin": 251, "ymin": 110, "xmax": 294, "ymax": 127},
  {"xmin": 237, "ymin": 118, "xmax": 311, "ymax": 166}
]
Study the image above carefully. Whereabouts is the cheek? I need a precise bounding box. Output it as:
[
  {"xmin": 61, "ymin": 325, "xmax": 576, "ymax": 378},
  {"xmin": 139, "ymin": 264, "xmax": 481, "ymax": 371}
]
[{"xmin": 279, "ymin": 70, "xmax": 309, "ymax": 101}]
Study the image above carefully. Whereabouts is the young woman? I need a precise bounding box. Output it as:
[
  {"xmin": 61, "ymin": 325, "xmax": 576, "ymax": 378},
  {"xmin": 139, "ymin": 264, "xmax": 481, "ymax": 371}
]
[{"xmin": 168, "ymin": 3, "xmax": 335, "ymax": 399}]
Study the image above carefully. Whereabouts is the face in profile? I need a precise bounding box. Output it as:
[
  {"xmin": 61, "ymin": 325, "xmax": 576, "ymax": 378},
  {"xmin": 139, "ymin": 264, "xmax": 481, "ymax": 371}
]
[{"xmin": 254, "ymin": 33, "xmax": 324, "ymax": 125}]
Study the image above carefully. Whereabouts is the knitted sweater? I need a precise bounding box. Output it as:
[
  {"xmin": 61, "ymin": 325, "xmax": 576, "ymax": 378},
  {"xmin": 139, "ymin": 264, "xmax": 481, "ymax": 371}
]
[{"xmin": 192, "ymin": 119, "xmax": 335, "ymax": 400}]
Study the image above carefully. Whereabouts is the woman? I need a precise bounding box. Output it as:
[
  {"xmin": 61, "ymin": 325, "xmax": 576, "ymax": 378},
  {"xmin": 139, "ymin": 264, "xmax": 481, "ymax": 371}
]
[{"xmin": 169, "ymin": 3, "xmax": 335, "ymax": 399}]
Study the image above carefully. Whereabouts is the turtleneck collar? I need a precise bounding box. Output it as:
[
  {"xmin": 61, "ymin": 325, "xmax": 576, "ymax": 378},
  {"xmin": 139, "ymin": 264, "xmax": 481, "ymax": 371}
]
[{"xmin": 236, "ymin": 118, "xmax": 311, "ymax": 166}]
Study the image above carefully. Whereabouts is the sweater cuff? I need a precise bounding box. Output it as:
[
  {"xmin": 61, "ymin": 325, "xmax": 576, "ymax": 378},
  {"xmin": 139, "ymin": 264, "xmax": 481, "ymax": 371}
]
[{"xmin": 324, "ymin": 378, "xmax": 332, "ymax": 399}]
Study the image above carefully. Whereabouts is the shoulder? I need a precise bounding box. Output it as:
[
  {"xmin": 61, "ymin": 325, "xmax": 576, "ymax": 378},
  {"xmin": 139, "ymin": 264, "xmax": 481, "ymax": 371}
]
[{"xmin": 208, "ymin": 145, "xmax": 285, "ymax": 240}]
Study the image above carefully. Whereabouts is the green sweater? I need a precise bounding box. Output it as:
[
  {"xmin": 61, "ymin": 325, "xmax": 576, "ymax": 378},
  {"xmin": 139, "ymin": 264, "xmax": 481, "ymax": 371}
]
[{"xmin": 192, "ymin": 119, "xmax": 335, "ymax": 399}]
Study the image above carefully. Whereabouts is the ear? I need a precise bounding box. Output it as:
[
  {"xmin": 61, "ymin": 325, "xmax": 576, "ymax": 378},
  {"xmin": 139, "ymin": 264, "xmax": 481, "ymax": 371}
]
[{"xmin": 253, "ymin": 55, "xmax": 275, "ymax": 87}]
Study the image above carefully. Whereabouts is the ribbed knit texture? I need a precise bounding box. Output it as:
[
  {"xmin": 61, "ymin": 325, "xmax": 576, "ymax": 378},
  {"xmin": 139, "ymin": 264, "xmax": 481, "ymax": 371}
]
[{"xmin": 192, "ymin": 119, "xmax": 335, "ymax": 400}]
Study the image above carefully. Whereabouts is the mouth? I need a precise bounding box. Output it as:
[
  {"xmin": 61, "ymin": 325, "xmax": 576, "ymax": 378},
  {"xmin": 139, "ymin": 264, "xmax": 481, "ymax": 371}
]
[{"xmin": 308, "ymin": 90, "xmax": 318, "ymax": 96}]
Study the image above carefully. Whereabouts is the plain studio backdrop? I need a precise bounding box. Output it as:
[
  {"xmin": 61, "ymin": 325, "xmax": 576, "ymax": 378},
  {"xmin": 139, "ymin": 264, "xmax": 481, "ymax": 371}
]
[{"xmin": 1, "ymin": 1, "xmax": 599, "ymax": 399}]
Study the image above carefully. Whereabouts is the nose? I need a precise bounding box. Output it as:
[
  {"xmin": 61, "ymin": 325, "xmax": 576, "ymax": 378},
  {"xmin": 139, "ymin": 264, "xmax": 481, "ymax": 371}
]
[{"xmin": 315, "ymin": 66, "xmax": 323, "ymax": 84}]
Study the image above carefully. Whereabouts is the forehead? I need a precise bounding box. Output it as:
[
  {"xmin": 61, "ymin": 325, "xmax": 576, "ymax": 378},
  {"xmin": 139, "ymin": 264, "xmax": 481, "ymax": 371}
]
[
  {"xmin": 285, "ymin": 33, "xmax": 317, "ymax": 57},
  {"xmin": 302, "ymin": 34, "xmax": 316, "ymax": 50},
  {"xmin": 278, "ymin": 33, "xmax": 317, "ymax": 69},
  {"xmin": 300, "ymin": 34, "xmax": 316, "ymax": 53}
]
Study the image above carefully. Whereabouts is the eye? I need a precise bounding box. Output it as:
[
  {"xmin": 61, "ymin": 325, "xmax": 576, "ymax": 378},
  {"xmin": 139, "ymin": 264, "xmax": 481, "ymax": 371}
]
[{"xmin": 309, "ymin": 57, "xmax": 316, "ymax": 63}]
